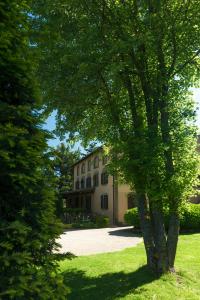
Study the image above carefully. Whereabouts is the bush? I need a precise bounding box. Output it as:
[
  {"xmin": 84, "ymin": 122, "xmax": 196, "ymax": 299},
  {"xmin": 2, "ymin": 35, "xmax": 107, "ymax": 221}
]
[
  {"xmin": 62, "ymin": 223, "xmax": 73, "ymax": 230},
  {"xmin": 124, "ymin": 208, "xmax": 140, "ymax": 228},
  {"xmin": 65, "ymin": 208, "xmax": 85, "ymax": 214},
  {"xmin": 69, "ymin": 215, "xmax": 109, "ymax": 229},
  {"xmin": 95, "ymin": 215, "xmax": 110, "ymax": 228},
  {"xmin": 180, "ymin": 204, "xmax": 200, "ymax": 230},
  {"xmin": 82, "ymin": 222, "xmax": 97, "ymax": 229},
  {"xmin": 124, "ymin": 204, "xmax": 200, "ymax": 231},
  {"xmin": 72, "ymin": 221, "xmax": 97, "ymax": 229},
  {"xmin": 71, "ymin": 223, "xmax": 82, "ymax": 229}
]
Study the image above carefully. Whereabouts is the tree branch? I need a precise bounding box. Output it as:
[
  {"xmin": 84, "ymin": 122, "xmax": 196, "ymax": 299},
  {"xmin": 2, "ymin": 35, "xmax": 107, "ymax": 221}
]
[
  {"xmin": 172, "ymin": 49, "xmax": 200, "ymax": 77},
  {"xmin": 168, "ymin": 20, "xmax": 177, "ymax": 77},
  {"xmin": 98, "ymin": 72, "xmax": 125, "ymax": 137}
]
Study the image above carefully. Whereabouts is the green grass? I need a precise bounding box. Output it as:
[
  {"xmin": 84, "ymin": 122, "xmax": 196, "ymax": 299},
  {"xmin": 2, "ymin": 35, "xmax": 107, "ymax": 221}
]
[{"xmin": 60, "ymin": 234, "xmax": 200, "ymax": 299}]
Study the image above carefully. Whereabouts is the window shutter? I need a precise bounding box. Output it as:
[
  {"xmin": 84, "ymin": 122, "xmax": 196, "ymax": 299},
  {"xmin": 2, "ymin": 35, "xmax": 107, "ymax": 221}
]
[{"xmin": 104, "ymin": 195, "xmax": 108, "ymax": 209}]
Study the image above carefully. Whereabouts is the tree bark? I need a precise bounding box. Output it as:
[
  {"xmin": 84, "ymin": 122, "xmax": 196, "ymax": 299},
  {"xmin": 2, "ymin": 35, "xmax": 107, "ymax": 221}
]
[
  {"xmin": 136, "ymin": 192, "xmax": 156, "ymax": 270},
  {"xmin": 137, "ymin": 194, "xmax": 179, "ymax": 274},
  {"xmin": 167, "ymin": 212, "xmax": 179, "ymax": 271},
  {"xmin": 151, "ymin": 208, "xmax": 169, "ymax": 274}
]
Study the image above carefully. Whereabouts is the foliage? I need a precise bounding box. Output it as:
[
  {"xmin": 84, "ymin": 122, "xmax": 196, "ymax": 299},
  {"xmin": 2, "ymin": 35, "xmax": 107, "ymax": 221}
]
[
  {"xmin": 32, "ymin": 0, "xmax": 200, "ymax": 272},
  {"xmin": 60, "ymin": 234, "xmax": 200, "ymax": 300},
  {"xmin": 72, "ymin": 221, "xmax": 97, "ymax": 229},
  {"xmin": 52, "ymin": 143, "xmax": 80, "ymax": 219},
  {"xmin": 85, "ymin": 142, "xmax": 101, "ymax": 154},
  {"xmin": 62, "ymin": 223, "xmax": 73, "ymax": 230},
  {"xmin": 65, "ymin": 208, "xmax": 85, "ymax": 214},
  {"xmin": 180, "ymin": 204, "xmax": 200, "ymax": 230},
  {"xmin": 0, "ymin": 220, "xmax": 68, "ymax": 299},
  {"xmin": 95, "ymin": 215, "xmax": 110, "ymax": 228},
  {"xmin": 124, "ymin": 208, "xmax": 140, "ymax": 229},
  {"xmin": 125, "ymin": 204, "xmax": 200, "ymax": 230},
  {"xmin": 65, "ymin": 209, "xmax": 110, "ymax": 228},
  {"xmin": 0, "ymin": 1, "xmax": 68, "ymax": 298}
]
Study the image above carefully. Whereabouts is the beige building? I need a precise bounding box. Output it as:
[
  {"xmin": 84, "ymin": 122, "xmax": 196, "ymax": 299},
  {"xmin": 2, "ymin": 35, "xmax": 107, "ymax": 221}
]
[{"xmin": 64, "ymin": 147, "xmax": 135, "ymax": 224}]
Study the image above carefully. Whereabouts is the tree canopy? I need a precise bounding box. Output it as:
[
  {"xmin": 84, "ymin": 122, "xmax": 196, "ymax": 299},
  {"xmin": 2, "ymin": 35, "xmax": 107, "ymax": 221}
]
[{"xmin": 32, "ymin": 0, "xmax": 200, "ymax": 274}]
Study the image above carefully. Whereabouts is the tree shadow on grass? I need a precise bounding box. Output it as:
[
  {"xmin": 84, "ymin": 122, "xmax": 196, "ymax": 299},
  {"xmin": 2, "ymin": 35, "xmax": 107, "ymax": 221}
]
[{"xmin": 62, "ymin": 265, "xmax": 157, "ymax": 300}]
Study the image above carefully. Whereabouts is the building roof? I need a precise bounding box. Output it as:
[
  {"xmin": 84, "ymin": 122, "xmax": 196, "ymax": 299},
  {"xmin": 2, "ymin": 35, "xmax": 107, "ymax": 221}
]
[{"xmin": 72, "ymin": 146, "xmax": 103, "ymax": 167}]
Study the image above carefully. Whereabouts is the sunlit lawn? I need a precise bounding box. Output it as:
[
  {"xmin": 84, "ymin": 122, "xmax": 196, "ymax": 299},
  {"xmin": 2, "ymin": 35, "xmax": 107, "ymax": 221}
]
[{"xmin": 60, "ymin": 234, "xmax": 200, "ymax": 300}]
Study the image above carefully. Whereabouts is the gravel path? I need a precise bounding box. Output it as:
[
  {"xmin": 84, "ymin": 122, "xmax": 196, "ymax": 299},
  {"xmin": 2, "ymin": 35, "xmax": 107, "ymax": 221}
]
[{"xmin": 57, "ymin": 226, "xmax": 142, "ymax": 256}]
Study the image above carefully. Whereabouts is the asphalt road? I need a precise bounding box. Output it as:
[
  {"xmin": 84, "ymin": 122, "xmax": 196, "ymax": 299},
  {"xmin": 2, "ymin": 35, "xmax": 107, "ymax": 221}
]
[{"xmin": 57, "ymin": 226, "xmax": 142, "ymax": 256}]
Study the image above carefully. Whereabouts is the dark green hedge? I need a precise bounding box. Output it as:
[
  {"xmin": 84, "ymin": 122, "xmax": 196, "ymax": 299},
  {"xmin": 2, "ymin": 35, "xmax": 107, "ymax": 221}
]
[
  {"xmin": 95, "ymin": 215, "xmax": 110, "ymax": 228},
  {"xmin": 124, "ymin": 204, "xmax": 200, "ymax": 230},
  {"xmin": 124, "ymin": 208, "xmax": 140, "ymax": 228},
  {"xmin": 180, "ymin": 204, "xmax": 200, "ymax": 230}
]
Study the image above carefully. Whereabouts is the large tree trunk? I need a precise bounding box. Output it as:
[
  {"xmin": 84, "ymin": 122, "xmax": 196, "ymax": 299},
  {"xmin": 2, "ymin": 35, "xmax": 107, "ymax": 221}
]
[
  {"xmin": 151, "ymin": 208, "xmax": 169, "ymax": 274},
  {"xmin": 136, "ymin": 192, "xmax": 156, "ymax": 270},
  {"xmin": 167, "ymin": 212, "xmax": 180, "ymax": 271},
  {"xmin": 137, "ymin": 192, "xmax": 180, "ymax": 274}
]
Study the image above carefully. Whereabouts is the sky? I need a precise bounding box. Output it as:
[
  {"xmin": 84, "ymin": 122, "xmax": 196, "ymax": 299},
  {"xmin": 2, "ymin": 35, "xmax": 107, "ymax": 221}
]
[
  {"xmin": 42, "ymin": 110, "xmax": 84, "ymax": 151},
  {"xmin": 43, "ymin": 88, "xmax": 200, "ymax": 149}
]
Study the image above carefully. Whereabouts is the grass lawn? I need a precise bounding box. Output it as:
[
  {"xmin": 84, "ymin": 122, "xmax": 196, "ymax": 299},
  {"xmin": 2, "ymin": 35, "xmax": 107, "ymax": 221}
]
[{"xmin": 60, "ymin": 234, "xmax": 200, "ymax": 300}]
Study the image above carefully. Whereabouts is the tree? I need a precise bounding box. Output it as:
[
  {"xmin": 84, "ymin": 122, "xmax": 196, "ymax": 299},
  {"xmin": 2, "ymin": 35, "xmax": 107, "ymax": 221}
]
[
  {"xmin": 52, "ymin": 143, "xmax": 80, "ymax": 219},
  {"xmin": 85, "ymin": 142, "xmax": 100, "ymax": 154},
  {"xmin": 32, "ymin": 1, "xmax": 200, "ymax": 274},
  {"xmin": 0, "ymin": 1, "xmax": 67, "ymax": 298}
]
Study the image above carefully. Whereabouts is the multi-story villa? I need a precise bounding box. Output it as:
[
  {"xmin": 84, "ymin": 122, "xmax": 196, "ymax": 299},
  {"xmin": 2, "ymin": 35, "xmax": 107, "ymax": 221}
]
[
  {"xmin": 64, "ymin": 147, "xmax": 135, "ymax": 224},
  {"xmin": 64, "ymin": 139, "xmax": 200, "ymax": 224}
]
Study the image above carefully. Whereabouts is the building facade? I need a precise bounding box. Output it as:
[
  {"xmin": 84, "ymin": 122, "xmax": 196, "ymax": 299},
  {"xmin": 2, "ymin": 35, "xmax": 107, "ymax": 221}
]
[{"xmin": 64, "ymin": 147, "xmax": 135, "ymax": 224}]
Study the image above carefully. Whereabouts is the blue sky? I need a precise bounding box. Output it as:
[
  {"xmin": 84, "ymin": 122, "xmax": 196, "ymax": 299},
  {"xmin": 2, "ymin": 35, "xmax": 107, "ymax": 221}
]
[
  {"xmin": 43, "ymin": 110, "xmax": 84, "ymax": 151},
  {"xmin": 43, "ymin": 88, "xmax": 200, "ymax": 149},
  {"xmin": 43, "ymin": 110, "xmax": 60, "ymax": 147}
]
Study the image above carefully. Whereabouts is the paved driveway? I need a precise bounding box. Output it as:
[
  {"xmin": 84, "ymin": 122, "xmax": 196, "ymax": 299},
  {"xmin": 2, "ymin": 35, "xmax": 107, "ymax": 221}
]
[{"xmin": 57, "ymin": 226, "xmax": 142, "ymax": 256}]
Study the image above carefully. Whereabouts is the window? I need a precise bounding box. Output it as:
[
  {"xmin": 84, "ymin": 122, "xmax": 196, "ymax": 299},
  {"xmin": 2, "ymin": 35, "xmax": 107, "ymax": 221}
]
[
  {"xmin": 75, "ymin": 180, "xmax": 79, "ymax": 190},
  {"xmin": 86, "ymin": 176, "xmax": 92, "ymax": 188},
  {"xmin": 88, "ymin": 159, "xmax": 91, "ymax": 171},
  {"xmin": 81, "ymin": 177, "xmax": 85, "ymax": 189},
  {"xmin": 127, "ymin": 192, "xmax": 137, "ymax": 209},
  {"xmin": 101, "ymin": 194, "xmax": 108, "ymax": 209},
  {"xmin": 102, "ymin": 155, "xmax": 108, "ymax": 165},
  {"xmin": 93, "ymin": 173, "xmax": 99, "ymax": 187},
  {"xmin": 101, "ymin": 172, "xmax": 108, "ymax": 185},
  {"xmin": 85, "ymin": 195, "xmax": 91, "ymax": 211},
  {"xmin": 81, "ymin": 163, "xmax": 85, "ymax": 174},
  {"xmin": 77, "ymin": 165, "xmax": 79, "ymax": 176},
  {"xmin": 94, "ymin": 156, "xmax": 99, "ymax": 168}
]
